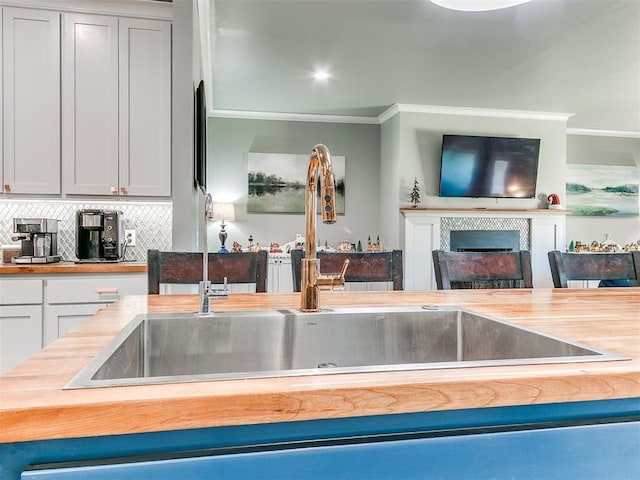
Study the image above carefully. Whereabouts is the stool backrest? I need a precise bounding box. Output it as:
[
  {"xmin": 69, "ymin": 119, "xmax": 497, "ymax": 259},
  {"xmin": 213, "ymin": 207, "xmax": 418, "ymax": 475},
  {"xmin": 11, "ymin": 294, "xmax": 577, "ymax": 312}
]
[
  {"xmin": 290, "ymin": 249, "xmax": 403, "ymax": 292},
  {"xmin": 147, "ymin": 249, "xmax": 268, "ymax": 294},
  {"xmin": 547, "ymin": 250, "xmax": 640, "ymax": 288},
  {"xmin": 432, "ymin": 250, "xmax": 533, "ymax": 290}
]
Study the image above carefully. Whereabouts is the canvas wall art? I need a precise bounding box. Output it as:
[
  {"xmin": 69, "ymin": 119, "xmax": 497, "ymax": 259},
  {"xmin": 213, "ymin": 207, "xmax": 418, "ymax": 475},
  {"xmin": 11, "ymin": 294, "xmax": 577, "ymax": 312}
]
[
  {"xmin": 566, "ymin": 164, "xmax": 639, "ymax": 216},
  {"xmin": 247, "ymin": 153, "xmax": 346, "ymax": 214}
]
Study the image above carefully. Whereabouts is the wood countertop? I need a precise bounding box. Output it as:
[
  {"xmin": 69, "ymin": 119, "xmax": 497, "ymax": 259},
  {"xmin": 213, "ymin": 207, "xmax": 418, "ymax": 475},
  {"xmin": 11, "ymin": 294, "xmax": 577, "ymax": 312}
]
[
  {"xmin": 1, "ymin": 289, "xmax": 639, "ymax": 443},
  {"xmin": 0, "ymin": 261, "xmax": 146, "ymax": 275}
]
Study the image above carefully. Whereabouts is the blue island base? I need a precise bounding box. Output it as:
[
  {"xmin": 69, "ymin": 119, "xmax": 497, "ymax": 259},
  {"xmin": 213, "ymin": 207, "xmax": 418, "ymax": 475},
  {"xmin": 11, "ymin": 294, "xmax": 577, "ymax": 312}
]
[{"xmin": 3, "ymin": 399, "xmax": 639, "ymax": 479}]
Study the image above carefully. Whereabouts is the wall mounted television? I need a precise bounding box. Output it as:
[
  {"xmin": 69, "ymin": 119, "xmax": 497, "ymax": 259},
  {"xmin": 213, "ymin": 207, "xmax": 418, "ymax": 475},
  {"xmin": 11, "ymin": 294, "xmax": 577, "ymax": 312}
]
[
  {"xmin": 194, "ymin": 79, "xmax": 207, "ymax": 194},
  {"xmin": 438, "ymin": 134, "xmax": 540, "ymax": 198}
]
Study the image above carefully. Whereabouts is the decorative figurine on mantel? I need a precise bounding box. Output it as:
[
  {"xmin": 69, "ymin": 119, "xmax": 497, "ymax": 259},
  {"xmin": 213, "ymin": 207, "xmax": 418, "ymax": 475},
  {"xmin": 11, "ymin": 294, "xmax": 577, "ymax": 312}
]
[
  {"xmin": 231, "ymin": 241, "xmax": 243, "ymax": 253},
  {"xmin": 367, "ymin": 235, "xmax": 381, "ymax": 252},
  {"xmin": 270, "ymin": 242, "xmax": 283, "ymax": 253},
  {"xmin": 410, "ymin": 177, "xmax": 421, "ymax": 208},
  {"xmin": 247, "ymin": 234, "xmax": 262, "ymax": 253},
  {"xmin": 547, "ymin": 193, "xmax": 563, "ymax": 210}
]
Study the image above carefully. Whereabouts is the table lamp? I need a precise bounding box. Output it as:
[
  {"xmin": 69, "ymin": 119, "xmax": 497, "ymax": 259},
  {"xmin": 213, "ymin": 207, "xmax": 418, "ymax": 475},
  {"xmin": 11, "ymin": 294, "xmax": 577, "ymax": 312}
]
[{"xmin": 212, "ymin": 203, "xmax": 236, "ymax": 253}]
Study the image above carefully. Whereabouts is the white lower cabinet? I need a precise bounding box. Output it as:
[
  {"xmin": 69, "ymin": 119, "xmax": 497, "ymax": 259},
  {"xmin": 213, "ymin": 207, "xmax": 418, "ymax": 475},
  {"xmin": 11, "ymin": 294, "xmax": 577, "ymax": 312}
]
[
  {"xmin": 44, "ymin": 274, "xmax": 146, "ymax": 345},
  {"xmin": 268, "ymin": 254, "xmax": 293, "ymax": 293},
  {"xmin": 0, "ymin": 279, "xmax": 44, "ymax": 374},
  {"xmin": 0, "ymin": 273, "xmax": 146, "ymax": 373},
  {"xmin": 44, "ymin": 303, "xmax": 108, "ymax": 346}
]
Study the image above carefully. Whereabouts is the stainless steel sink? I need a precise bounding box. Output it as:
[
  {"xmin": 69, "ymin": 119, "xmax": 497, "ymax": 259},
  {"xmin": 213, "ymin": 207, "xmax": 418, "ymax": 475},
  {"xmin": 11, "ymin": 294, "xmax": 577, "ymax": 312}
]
[{"xmin": 66, "ymin": 306, "xmax": 627, "ymax": 388}]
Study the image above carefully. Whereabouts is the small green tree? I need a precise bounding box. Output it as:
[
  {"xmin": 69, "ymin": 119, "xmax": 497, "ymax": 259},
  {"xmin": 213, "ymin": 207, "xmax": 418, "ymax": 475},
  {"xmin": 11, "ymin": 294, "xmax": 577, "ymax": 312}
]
[{"xmin": 410, "ymin": 177, "xmax": 421, "ymax": 207}]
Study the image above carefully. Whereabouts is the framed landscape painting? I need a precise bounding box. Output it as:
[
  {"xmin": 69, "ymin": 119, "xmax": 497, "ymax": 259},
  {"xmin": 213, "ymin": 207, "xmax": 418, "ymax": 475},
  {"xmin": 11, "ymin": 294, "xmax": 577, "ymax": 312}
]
[
  {"xmin": 566, "ymin": 164, "xmax": 639, "ymax": 216},
  {"xmin": 247, "ymin": 153, "xmax": 346, "ymax": 214}
]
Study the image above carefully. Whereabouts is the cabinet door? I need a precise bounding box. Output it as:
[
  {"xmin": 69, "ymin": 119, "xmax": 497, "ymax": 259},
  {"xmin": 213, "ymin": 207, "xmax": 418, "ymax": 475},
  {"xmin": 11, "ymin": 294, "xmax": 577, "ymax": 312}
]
[
  {"xmin": 119, "ymin": 18, "xmax": 171, "ymax": 196},
  {"xmin": 0, "ymin": 305, "xmax": 43, "ymax": 374},
  {"xmin": 1, "ymin": 8, "xmax": 3, "ymax": 192},
  {"xmin": 44, "ymin": 274, "xmax": 146, "ymax": 343},
  {"xmin": 530, "ymin": 215, "xmax": 566, "ymax": 288},
  {"xmin": 2, "ymin": 7, "xmax": 60, "ymax": 194},
  {"xmin": 62, "ymin": 13, "xmax": 119, "ymax": 195},
  {"xmin": 44, "ymin": 303, "xmax": 107, "ymax": 346}
]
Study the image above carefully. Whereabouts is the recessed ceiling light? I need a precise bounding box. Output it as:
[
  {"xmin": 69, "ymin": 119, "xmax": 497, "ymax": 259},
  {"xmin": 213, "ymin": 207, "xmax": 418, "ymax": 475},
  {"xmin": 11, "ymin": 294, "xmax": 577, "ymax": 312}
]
[
  {"xmin": 430, "ymin": 0, "xmax": 531, "ymax": 12},
  {"xmin": 313, "ymin": 70, "xmax": 331, "ymax": 81}
]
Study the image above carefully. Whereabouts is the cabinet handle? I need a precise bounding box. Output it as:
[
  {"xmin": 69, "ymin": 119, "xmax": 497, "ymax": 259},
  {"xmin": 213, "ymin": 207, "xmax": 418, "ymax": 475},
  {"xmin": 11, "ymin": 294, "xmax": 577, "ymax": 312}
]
[
  {"xmin": 120, "ymin": 186, "xmax": 128, "ymax": 194},
  {"xmin": 110, "ymin": 186, "xmax": 117, "ymax": 194},
  {"xmin": 3, "ymin": 184, "xmax": 10, "ymax": 192},
  {"xmin": 96, "ymin": 288, "xmax": 118, "ymax": 295}
]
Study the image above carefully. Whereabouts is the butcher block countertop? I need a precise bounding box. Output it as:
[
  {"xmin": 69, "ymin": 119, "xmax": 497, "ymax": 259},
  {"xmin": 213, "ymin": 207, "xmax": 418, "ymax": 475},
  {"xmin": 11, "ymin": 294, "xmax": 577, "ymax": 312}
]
[
  {"xmin": 1, "ymin": 289, "xmax": 639, "ymax": 443},
  {"xmin": 0, "ymin": 261, "xmax": 146, "ymax": 275}
]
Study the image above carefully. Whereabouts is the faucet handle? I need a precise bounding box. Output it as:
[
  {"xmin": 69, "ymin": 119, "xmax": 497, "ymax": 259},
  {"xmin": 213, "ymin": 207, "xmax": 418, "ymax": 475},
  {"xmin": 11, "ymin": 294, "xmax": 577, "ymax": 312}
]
[
  {"xmin": 317, "ymin": 259, "xmax": 350, "ymax": 290},
  {"xmin": 338, "ymin": 259, "xmax": 350, "ymax": 279},
  {"xmin": 209, "ymin": 276, "xmax": 229, "ymax": 298}
]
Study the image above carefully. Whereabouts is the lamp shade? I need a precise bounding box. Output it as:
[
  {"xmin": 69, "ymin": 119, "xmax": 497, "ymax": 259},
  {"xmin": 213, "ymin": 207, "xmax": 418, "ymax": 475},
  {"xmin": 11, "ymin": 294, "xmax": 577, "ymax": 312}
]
[
  {"xmin": 430, "ymin": 0, "xmax": 531, "ymax": 11},
  {"xmin": 212, "ymin": 203, "xmax": 236, "ymax": 222}
]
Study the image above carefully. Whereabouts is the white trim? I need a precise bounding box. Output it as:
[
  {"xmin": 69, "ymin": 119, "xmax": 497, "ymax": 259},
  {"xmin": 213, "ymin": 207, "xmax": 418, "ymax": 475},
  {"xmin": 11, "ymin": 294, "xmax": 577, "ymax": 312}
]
[
  {"xmin": 377, "ymin": 104, "xmax": 401, "ymax": 124},
  {"xmin": 0, "ymin": 0, "xmax": 172, "ymax": 20},
  {"xmin": 379, "ymin": 103, "xmax": 573, "ymax": 122},
  {"xmin": 197, "ymin": 0, "xmax": 214, "ymax": 110},
  {"xmin": 210, "ymin": 109, "xmax": 380, "ymax": 125},
  {"xmin": 567, "ymin": 128, "xmax": 640, "ymax": 138},
  {"xmin": 209, "ymin": 105, "xmax": 640, "ymax": 134}
]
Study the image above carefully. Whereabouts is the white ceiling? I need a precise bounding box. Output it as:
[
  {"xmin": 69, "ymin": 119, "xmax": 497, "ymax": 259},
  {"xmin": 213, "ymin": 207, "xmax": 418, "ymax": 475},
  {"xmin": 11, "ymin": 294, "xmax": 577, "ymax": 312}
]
[{"xmin": 210, "ymin": 0, "xmax": 640, "ymax": 133}]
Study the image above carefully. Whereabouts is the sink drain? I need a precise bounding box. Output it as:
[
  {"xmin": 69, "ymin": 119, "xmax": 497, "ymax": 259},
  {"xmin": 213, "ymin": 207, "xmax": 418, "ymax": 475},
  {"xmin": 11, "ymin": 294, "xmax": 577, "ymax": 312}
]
[{"xmin": 317, "ymin": 362, "xmax": 337, "ymax": 368}]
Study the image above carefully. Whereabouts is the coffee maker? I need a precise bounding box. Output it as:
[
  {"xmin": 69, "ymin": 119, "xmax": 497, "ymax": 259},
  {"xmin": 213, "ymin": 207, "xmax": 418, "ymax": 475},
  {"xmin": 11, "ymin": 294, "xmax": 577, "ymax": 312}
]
[
  {"xmin": 11, "ymin": 218, "xmax": 61, "ymax": 264},
  {"xmin": 76, "ymin": 209, "xmax": 124, "ymax": 262}
]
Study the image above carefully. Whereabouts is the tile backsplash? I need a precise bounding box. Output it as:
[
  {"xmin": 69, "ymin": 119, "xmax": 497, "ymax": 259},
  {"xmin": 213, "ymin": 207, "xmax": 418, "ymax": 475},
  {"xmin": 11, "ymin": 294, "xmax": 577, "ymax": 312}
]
[{"xmin": 0, "ymin": 199, "xmax": 172, "ymax": 263}]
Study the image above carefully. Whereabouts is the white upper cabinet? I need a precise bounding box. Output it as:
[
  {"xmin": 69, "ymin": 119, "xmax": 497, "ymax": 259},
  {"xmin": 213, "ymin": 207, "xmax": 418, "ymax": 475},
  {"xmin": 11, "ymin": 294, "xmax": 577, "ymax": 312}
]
[
  {"xmin": 2, "ymin": 8, "xmax": 61, "ymax": 195},
  {"xmin": 62, "ymin": 14, "xmax": 171, "ymax": 197},
  {"xmin": 62, "ymin": 13, "xmax": 119, "ymax": 196},
  {"xmin": 119, "ymin": 18, "xmax": 171, "ymax": 197}
]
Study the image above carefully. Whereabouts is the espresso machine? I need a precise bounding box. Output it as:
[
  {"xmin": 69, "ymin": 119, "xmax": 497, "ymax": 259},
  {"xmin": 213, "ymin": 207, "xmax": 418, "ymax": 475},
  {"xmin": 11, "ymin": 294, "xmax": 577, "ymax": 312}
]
[
  {"xmin": 76, "ymin": 209, "xmax": 124, "ymax": 262},
  {"xmin": 11, "ymin": 218, "xmax": 61, "ymax": 264}
]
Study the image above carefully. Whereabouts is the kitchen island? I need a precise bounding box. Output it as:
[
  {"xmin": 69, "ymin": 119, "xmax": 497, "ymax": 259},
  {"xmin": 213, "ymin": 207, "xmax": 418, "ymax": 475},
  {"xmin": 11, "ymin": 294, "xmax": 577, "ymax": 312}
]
[{"xmin": 1, "ymin": 289, "xmax": 639, "ymax": 478}]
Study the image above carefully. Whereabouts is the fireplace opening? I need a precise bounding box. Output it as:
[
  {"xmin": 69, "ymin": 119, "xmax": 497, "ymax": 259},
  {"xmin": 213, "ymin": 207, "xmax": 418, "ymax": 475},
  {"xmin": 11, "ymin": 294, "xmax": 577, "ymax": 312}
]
[{"xmin": 450, "ymin": 230, "xmax": 520, "ymax": 253}]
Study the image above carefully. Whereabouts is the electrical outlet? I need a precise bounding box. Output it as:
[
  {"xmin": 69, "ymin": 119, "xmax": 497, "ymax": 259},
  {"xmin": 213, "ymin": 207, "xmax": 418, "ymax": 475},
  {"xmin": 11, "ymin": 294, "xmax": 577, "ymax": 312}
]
[{"xmin": 125, "ymin": 229, "xmax": 136, "ymax": 247}]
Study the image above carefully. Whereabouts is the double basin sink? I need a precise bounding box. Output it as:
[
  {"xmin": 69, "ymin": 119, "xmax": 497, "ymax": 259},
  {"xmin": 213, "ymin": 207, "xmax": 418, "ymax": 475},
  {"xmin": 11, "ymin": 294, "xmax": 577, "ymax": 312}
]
[{"xmin": 67, "ymin": 306, "xmax": 626, "ymax": 388}]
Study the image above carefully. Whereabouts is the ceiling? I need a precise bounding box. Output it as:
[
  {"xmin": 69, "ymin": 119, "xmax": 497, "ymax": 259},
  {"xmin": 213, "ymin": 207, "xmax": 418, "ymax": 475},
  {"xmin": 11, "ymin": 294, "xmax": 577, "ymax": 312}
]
[{"xmin": 210, "ymin": 0, "xmax": 640, "ymax": 133}]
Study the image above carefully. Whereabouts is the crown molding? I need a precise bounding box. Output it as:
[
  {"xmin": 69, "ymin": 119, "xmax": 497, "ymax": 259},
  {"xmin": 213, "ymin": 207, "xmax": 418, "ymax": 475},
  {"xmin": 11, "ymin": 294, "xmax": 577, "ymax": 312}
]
[
  {"xmin": 378, "ymin": 103, "xmax": 574, "ymax": 123},
  {"xmin": 209, "ymin": 106, "xmax": 638, "ymax": 137},
  {"xmin": 210, "ymin": 109, "xmax": 379, "ymax": 125},
  {"xmin": 377, "ymin": 104, "xmax": 401, "ymax": 123},
  {"xmin": 0, "ymin": 0, "xmax": 172, "ymax": 20},
  {"xmin": 566, "ymin": 128, "xmax": 640, "ymax": 138}
]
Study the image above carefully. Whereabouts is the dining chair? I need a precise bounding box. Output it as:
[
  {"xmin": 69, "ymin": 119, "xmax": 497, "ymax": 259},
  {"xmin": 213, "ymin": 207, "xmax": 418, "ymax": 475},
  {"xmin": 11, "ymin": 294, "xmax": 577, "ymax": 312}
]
[
  {"xmin": 147, "ymin": 249, "xmax": 268, "ymax": 294},
  {"xmin": 290, "ymin": 249, "xmax": 403, "ymax": 292},
  {"xmin": 547, "ymin": 250, "xmax": 640, "ymax": 288},
  {"xmin": 432, "ymin": 250, "xmax": 533, "ymax": 290}
]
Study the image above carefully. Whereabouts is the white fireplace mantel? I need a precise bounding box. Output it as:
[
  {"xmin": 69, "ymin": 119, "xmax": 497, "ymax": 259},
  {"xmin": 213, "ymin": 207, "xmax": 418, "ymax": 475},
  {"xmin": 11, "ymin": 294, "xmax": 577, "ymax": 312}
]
[{"xmin": 401, "ymin": 208, "xmax": 568, "ymax": 290}]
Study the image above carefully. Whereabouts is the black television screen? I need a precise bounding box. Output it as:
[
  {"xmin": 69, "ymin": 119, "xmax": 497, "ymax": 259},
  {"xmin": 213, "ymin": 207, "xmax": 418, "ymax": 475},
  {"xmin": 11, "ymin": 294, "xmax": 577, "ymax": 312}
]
[
  {"xmin": 439, "ymin": 134, "xmax": 540, "ymax": 198},
  {"xmin": 194, "ymin": 80, "xmax": 207, "ymax": 194}
]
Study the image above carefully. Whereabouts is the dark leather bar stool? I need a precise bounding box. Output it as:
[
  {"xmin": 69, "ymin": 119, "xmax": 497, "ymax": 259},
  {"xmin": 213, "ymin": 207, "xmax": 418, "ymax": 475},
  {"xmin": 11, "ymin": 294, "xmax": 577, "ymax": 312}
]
[
  {"xmin": 432, "ymin": 250, "xmax": 533, "ymax": 290},
  {"xmin": 547, "ymin": 250, "xmax": 640, "ymax": 288},
  {"xmin": 291, "ymin": 249, "xmax": 403, "ymax": 292},
  {"xmin": 147, "ymin": 249, "xmax": 268, "ymax": 294}
]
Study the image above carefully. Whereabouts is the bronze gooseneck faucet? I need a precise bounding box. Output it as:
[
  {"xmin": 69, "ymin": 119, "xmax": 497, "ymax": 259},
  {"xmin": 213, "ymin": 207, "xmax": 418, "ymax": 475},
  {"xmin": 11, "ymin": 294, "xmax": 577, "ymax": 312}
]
[{"xmin": 300, "ymin": 144, "xmax": 349, "ymax": 312}]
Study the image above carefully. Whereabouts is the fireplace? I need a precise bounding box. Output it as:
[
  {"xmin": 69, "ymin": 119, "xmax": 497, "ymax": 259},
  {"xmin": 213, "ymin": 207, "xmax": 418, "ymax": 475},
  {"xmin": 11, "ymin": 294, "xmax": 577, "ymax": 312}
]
[
  {"xmin": 401, "ymin": 208, "xmax": 568, "ymax": 290},
  {"xmin": 450, "ymin": 230, "xmax": 520, "ymax": 252}
]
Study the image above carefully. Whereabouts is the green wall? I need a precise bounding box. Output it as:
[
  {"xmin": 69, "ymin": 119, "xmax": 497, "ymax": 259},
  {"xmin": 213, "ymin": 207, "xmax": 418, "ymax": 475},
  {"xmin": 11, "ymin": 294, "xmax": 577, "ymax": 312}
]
[
  {"xmin": 566, "ymin": 134, "xmax": 640, "ymax": 246},
  {"xmin": 207, "ymin": 113, "xmax": 639, "ymax": 253},
  {"xmin": 207, "ymin": 117, "xmax": 381, "ymax": 251}
]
